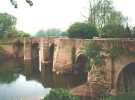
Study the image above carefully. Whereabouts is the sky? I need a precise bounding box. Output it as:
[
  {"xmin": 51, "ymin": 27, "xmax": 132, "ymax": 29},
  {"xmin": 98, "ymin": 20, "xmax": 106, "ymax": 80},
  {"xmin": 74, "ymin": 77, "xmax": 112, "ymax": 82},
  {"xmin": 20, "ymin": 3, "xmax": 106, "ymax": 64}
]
[{"xmin": 0, "ymin": 0, "xmax": 135, "ymax": 35}]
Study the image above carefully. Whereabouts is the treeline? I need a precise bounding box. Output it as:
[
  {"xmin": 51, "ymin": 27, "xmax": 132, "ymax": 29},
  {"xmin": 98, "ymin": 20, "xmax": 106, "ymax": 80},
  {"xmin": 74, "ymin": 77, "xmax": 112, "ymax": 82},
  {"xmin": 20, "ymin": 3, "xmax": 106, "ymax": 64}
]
[{"xmin": 36, "ymin": 0, "xmax": 135, "ymax": 39}]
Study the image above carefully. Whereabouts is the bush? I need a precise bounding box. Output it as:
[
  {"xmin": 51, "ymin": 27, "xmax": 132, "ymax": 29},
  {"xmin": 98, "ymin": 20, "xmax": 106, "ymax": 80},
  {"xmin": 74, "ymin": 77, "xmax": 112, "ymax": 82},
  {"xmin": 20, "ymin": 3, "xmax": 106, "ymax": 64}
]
[{"xmin": 43, "ymin": 88, "xmax": 80, "ymax": 100}]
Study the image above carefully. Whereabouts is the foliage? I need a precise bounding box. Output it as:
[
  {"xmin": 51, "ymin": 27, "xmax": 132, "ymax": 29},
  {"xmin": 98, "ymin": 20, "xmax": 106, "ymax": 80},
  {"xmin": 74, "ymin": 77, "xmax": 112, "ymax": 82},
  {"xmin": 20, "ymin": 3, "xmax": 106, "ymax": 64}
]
[
  {"xmin": 45, "ymin": 28, "xmax": 63, "ymax": 36},
  {"xmin": 105, "ymin": 92, "xmax": 135, "ymax": 100},
  {"xmin": 43, "ymin": 88, "xmax": 80, "ymax": 100},
  {"xmin": 85, "ymin": 41, "xmax": 129, "ymax": 71},
  {"xmin": 88, "ymin": 0, "xmax": 127, "ymax": 29},
  {"xmin": 0, "ymin": 13, "xmax": 16, "ymax": 38},
  {"xmin": 36, "ymin": 28, "xmax": 64, "ymax": 37},
  {"xmin": 85, "ymin": 41, "xmax": 102, "ymax": 70},
  {"xmin": 67, "ymin": 22, "xmax": 98, "ymax": 39},
  {"xmin": 36, "ymin": 30, "xmax": 46, "ymax": 37},
  {"xmin": 102, "ymin": 24, "xmax": 125, "ymax": 37},
  {"xmin": 101, "ymin": 24, "xmax": 132, "ymax": 38},
  {"xmin": 16, "ymin": 31, "xmax": 30, "ymax": 37},
  {"xmin": 0, "ymin": 13, "xmax": 30, "ymax": 38}
]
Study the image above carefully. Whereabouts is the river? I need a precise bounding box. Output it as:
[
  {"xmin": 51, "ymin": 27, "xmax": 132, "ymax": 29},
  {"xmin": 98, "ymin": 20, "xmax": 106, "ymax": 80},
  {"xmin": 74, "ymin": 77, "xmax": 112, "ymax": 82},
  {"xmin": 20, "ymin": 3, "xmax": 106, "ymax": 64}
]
[{"xmin": 0, "ymin": 59, "xmax": 87, "ymax": 100}]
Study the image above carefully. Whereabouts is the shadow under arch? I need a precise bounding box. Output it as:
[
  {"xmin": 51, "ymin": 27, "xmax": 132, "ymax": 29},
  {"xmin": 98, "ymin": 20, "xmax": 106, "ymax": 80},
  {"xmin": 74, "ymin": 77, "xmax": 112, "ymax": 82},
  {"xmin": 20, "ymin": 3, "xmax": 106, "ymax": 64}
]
[
  {"xmin": 31, "ymin": 42, "xmax": 40, "ymax": 72},
  {"xmin": 117, "ymin": 62, "xmax": 135, "ymax": 92},
  {"xmin": 13, "ymin": 39, "xmax": 24, "ymax": 59},
  {"xmin": 48, "ymin": 43, "xmax": 55, "ymax": 67},
  {"xmin": 74, "ymin": 53, "xmax": 88, "ymax": 82}
]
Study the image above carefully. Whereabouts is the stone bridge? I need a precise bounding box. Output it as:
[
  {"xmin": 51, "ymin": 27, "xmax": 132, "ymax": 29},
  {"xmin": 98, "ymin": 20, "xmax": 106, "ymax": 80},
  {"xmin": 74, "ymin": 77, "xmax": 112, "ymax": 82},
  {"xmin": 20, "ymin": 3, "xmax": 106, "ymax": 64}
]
[{"xmin": 0, "ymin": 37, "xmax": 135, "ymax": 94}]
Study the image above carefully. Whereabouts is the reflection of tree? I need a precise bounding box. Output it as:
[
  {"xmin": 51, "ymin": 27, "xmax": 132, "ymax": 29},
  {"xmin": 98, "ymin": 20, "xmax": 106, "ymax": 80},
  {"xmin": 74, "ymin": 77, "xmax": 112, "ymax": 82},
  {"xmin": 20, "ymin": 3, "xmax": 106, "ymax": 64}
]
[{"xmin": 0, "ymin": 71, "xmax": 19, "ymax": 84}]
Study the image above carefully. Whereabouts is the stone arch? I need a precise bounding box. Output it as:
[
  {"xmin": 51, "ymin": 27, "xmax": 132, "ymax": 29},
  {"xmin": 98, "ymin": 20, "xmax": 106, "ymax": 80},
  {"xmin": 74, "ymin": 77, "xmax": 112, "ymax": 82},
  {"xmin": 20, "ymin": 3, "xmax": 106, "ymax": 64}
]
[{"xmin": 116, "ymin": 62, "xmax": 135, "ymax": 92}]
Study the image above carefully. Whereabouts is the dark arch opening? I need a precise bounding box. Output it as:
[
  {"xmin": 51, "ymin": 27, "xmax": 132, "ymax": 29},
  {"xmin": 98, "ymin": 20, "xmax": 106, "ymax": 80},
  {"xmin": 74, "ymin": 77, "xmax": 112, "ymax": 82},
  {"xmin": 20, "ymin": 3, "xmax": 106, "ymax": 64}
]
[
  {"xmin": 117, "ymin": 62, "xmax": 135, "ymax": 92},
  {"xmin": 49, "ymin": 43, "xmax": 55, "ymax": 67},
  {"xmin": 13, "ymin": 40, "xmax": 24, "ymax": 59},
  {"xmin": 31, "ymin": 42, "xmax": 39, "ymax": 72},
  {"xmin": 74, "ymin": 54, "xmax": 88, "ymax": 82}
]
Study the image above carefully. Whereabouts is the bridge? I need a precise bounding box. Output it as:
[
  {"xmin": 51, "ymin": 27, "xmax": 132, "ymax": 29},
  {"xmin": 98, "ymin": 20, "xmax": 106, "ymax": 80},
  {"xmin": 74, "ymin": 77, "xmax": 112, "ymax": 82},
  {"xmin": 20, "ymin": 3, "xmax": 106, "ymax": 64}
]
[{"xmin": 0, "ymin": 37, "xmax": 135, "ymax": 96}]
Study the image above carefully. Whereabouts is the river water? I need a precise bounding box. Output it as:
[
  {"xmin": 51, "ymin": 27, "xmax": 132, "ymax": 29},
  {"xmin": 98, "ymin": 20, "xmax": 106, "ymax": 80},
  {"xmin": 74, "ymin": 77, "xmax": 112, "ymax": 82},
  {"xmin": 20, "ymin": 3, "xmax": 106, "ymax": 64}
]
[{"xmin": 0, "ymin": 59, "xmax": 86, "ymax": 100}]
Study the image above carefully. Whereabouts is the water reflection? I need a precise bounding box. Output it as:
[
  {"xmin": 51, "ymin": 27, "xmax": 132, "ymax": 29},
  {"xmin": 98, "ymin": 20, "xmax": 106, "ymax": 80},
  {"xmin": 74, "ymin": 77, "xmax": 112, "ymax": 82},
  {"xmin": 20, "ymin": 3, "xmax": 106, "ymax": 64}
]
[
  {"xmin": 0, "ymin": 75, "xmax": 50, "ymax": 100},
  {"xmin": 0, "ymin": 59, "xmax": 87, "ymax": 99}
]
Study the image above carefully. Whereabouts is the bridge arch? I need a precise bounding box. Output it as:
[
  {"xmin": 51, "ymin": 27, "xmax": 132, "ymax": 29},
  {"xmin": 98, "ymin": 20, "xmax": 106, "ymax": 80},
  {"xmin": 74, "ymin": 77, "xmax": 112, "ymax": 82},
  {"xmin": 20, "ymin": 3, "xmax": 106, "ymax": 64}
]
[{"xmin": 116, "ymin": 62, "xmax": 135, "ymax": 92}]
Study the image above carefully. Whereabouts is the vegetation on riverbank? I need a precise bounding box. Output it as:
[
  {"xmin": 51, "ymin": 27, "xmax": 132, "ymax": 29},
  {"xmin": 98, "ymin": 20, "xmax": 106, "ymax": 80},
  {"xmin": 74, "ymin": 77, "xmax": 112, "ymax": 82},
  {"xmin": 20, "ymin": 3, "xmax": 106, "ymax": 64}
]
[{"xmin": 43, "ymin": 88, "xmax": 80, "ymax": 100}]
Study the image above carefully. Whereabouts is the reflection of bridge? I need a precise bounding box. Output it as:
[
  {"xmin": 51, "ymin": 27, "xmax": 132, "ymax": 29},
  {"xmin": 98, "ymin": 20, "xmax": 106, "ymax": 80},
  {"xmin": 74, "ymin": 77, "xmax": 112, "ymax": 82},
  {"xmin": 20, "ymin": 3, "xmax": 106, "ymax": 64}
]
[{"xmin": 0, "ymin": 37, "xmax": 135, "ymax": 95}]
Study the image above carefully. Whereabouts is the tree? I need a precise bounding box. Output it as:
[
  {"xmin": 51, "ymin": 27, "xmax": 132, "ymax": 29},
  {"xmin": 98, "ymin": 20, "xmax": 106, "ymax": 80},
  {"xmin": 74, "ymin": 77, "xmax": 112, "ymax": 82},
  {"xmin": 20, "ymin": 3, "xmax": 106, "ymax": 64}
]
[
  {"xmin": 44, "ymin": 88, "xmax": 80, "ymax": 100},
  {"xmin": 36, "ymin": 28, "xmax": 64, "ymax": 37},
  {"xmin": 45, "ymin": 28, "xmax": 63, "ymax": 36},
  {"xmin": 67, "ymin": 22, "xmax": 98, "ymax": 39},
  {"xmin": 131, "ymin": 27, "xmax": 135, "ymax": 36},
  {"xmin": 36, "ymin": 30, "xmax": 46, "ymax": 37},
  {"xmin": 16, "ymin": 31, "xmax": 30, "ymax": 37},
  {"xmin": 0, "ymin": 13, "xmax": 16, "ymax": 38},
  {"xmin": 102, "ymin": 24, "xmax": 125, "ymax": 37},
  {"xmin": 88, "ymin": 0, "xmax": 127, "ymax": 29}
]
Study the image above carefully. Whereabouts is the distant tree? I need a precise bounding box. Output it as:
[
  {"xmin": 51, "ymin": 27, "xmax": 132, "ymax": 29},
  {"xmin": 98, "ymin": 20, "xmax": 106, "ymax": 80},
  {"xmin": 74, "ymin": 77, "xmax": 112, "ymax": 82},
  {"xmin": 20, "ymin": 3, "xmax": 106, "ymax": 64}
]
[
  {"xmin": 131, "ymin": 27, "xmax": 135, "ymax": 34},
  {"xmin": 124, "ymin": 24, "xmax": 131, "ymax": 34},
  {"xmin": 0, "ymin": 13, "xmax": 16, "ymax": 38},
  {"xmin": 45, "ymin": 28, "xmax": 63, "ymax": 36},
  {"xmin": 36, "ymin": 28, "xmax": 63, "ymax": 37},
  {"xmin": 16, "ymin": 31, "xmax": 30, "ymax": 37},
  {"xmin": 36, "ymin": 30, "xmax": 46, "ymax": 37},
  {"xmin": 44, "ymin": 88, "xmax": 80, "ymax": 100},
  {"xmin": 67, "ymin": 22, "xmax": 98, "ymax": 39}
]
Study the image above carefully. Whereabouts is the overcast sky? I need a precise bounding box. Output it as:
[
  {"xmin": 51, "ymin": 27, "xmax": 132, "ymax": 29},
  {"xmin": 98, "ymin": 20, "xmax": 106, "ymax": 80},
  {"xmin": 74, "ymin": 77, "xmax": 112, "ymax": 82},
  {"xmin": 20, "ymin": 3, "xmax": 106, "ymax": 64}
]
[{"xmin": 0, "ymin": 0, "xmax": 134, "ymax": 35}]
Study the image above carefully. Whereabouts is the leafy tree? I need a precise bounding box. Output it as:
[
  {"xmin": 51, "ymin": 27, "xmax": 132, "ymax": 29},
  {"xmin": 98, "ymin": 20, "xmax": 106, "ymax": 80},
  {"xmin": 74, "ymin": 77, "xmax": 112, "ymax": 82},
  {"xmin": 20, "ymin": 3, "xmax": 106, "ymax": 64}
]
[
  {"xmin": 44, "ymin": 88, "xmax": 80, "ymax": 100},
  {"xmin": 67, "ymin": 22, "xmax": 98, "ymax": 39},
  {"xmin": 0, "ymin": 13, "xmax": 16, "ymax": 38}
]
